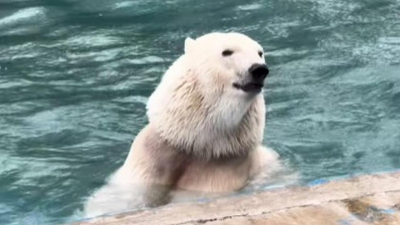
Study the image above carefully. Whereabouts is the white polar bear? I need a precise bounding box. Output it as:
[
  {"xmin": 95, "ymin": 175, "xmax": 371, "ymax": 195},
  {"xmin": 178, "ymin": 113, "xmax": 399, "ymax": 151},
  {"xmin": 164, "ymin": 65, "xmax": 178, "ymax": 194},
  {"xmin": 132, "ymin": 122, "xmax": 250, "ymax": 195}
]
[{"xmin": 83, "ymin": 32, "xmax": 284, "ymax": 218}]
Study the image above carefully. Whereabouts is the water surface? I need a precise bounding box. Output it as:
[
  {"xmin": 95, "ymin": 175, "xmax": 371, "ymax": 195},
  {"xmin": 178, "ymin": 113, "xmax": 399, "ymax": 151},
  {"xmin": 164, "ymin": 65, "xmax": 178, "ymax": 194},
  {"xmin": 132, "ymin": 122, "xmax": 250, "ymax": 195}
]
[{"xmin": 1, "ymin": 0, "xmax": 400, "ymax": 224}]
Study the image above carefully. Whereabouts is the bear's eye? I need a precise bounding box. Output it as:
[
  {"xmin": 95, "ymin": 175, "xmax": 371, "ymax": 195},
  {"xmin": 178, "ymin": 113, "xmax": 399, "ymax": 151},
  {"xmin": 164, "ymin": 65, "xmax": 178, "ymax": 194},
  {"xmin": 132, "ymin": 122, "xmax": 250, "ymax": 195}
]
[
  {"xmin": 258, "ymin": 51, "xmax": 263, "ymax": 57},
  {"xmin": 222, "ymin": 50, "xmax": 234, "ymax": 56}
]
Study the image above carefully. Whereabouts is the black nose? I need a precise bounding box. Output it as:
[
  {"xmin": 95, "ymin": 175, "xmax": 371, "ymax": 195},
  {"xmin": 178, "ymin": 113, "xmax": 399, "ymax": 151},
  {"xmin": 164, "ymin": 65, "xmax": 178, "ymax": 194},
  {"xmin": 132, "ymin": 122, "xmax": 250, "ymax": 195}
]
[{"xmin": 249, "ymin": 64, "xmax": 269, "ymax": 81}]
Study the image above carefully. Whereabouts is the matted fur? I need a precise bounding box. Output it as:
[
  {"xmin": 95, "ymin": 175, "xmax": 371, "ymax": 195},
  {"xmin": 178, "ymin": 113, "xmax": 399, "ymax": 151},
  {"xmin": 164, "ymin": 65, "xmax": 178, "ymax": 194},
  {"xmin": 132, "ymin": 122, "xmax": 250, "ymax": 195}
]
[
  {"xmin": 148, "ymin": 83, "xmax": 265, "ymax": 159},
  {"xmin": 147, "ymin": 33, "xmax": 266, "ymax": 160},
  {"xmin": 82, "ymin": 32, "xmax": 282, "ymax": 218}
]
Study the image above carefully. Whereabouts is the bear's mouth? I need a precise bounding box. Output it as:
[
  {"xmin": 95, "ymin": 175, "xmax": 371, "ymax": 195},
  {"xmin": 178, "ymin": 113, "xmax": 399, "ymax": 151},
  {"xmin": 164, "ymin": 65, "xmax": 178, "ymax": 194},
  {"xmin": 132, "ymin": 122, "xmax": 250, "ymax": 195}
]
[{"xmin": 233, "ymin": 82, "xmax": 264, "ymax": 93}]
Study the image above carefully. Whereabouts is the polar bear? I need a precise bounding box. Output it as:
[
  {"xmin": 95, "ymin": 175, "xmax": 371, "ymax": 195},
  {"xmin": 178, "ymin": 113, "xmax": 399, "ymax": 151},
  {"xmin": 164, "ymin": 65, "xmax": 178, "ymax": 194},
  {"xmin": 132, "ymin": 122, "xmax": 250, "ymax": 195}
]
[{"xmin": 83, "ymin": 32, "xmax": 283, "ymax": 218}]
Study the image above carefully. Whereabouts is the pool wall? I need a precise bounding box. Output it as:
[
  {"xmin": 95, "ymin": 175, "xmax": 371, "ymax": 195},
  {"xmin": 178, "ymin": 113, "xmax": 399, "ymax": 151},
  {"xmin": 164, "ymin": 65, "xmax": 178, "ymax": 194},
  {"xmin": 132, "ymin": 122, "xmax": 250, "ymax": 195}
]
[{"xmin": 74, "ymin": 171, "xmax": 400, "ymax": 225}]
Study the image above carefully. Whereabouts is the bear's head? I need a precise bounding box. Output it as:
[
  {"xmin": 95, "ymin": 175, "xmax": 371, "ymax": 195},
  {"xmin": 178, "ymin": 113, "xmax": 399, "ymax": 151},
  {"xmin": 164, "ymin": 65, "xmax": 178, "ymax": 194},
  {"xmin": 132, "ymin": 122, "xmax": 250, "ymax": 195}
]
[
  {"xmin": 184, "ymin": 32, "xmax": 269, "ymax": 97},
  {"xmin": 147, "ymin": 32, "xmax": 267, "ymax": 159}
]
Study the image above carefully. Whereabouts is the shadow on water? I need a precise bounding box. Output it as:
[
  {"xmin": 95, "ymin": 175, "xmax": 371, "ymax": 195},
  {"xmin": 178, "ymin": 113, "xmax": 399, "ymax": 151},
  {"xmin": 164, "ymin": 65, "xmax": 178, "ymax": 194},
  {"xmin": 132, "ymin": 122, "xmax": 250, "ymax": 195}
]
[{"xmin": 0, "ymin": 0, "xmax": 399, "ymax": 224}]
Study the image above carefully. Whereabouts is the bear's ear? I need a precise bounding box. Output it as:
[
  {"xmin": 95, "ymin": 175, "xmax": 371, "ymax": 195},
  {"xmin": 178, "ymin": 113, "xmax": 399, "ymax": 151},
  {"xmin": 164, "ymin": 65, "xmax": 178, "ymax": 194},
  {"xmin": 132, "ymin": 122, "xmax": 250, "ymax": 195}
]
[{"xmin": 184, "ymin": 37, "xmax": 196, "ymax": 54}]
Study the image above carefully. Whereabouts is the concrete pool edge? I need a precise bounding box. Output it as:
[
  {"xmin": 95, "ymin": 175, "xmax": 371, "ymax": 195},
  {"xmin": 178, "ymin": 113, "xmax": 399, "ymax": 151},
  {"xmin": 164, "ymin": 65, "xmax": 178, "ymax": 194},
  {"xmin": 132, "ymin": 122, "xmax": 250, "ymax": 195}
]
[{"xmin": 74, "ymin": 172, "xmax": 400, "ymax": 225}]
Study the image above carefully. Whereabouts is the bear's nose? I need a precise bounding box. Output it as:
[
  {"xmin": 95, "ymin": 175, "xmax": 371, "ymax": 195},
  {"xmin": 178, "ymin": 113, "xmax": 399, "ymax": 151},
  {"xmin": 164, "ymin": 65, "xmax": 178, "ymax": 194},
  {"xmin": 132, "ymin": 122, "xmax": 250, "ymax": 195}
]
[{"xmin": 249, "ymin": 64, "xmax": 269, "ymax": 81}]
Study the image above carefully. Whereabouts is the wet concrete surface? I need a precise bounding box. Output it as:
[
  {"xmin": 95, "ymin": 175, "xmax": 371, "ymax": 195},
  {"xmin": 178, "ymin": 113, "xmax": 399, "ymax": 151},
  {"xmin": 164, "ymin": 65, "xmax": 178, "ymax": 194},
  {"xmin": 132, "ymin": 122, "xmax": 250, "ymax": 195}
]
[{"xmin": 74, "ymin": 172, "xmax": 400, "ymax": 225}]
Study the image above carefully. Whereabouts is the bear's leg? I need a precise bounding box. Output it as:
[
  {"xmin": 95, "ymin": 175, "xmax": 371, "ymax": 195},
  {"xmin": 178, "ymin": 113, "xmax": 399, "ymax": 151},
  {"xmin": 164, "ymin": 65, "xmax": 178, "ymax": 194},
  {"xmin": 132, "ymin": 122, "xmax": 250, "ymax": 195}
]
[{"xmin": 139, "ymin": 126, "xmax": 190, "ymax": 207}]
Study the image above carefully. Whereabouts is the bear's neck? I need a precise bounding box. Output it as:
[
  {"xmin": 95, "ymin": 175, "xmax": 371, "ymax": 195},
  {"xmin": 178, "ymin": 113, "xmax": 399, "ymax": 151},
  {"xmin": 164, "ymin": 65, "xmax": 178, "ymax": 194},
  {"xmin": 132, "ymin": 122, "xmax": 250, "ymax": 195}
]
[{"xmin": 150, "ymin": 94, "xmax": 265, "ymax": 160}]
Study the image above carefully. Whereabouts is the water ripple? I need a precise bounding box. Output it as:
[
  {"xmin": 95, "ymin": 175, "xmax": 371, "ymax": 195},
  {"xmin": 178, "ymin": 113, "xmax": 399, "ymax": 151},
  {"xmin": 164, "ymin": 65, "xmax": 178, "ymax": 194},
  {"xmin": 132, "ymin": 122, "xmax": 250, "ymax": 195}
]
[{"xmin": 1, "ymin": 0, "xmax": 400, "ymax": 224}]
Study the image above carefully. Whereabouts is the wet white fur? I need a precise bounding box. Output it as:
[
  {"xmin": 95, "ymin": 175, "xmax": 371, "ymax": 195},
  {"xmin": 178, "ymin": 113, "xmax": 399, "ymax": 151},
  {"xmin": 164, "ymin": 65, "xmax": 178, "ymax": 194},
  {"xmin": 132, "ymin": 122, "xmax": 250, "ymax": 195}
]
[
  {"xmin": 148, "ymin": 33, "xmax": 267, "ymax": 159},
  {"xmin": 83, "ymin": 32, "xmax": 283, "ymax": 218}
]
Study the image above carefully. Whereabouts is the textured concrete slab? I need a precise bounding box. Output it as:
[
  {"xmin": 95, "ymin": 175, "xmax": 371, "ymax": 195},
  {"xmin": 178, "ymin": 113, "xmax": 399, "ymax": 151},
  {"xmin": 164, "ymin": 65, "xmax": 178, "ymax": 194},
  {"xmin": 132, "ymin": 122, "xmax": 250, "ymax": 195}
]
[{"xmin": 74, "ymin": 172, "xmax": 400, "ymax": 225}]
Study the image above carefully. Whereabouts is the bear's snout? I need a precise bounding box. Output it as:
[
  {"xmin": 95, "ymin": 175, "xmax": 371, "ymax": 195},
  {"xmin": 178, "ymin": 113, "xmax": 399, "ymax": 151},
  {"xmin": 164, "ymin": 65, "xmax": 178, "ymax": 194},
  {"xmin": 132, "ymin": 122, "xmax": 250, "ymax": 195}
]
[{"xmin": 249, "ymin": 64, "xmax": 269, "ymax": 82}]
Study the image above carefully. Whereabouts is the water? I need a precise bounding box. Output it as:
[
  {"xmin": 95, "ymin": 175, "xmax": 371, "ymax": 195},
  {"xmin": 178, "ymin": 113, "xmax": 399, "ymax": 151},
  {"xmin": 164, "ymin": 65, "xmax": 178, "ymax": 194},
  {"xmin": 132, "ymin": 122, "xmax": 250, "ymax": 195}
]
[{"xmin": 0, "ymin": 0, "xmax": 399, "ymax": 224}]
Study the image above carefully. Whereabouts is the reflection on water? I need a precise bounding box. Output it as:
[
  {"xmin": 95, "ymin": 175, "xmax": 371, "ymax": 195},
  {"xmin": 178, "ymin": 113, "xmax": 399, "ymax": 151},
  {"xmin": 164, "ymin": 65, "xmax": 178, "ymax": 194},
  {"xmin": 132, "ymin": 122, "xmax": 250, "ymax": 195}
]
[{"xmin": 0, "ymin": 0, "xmax": 399, "ymax": 224}]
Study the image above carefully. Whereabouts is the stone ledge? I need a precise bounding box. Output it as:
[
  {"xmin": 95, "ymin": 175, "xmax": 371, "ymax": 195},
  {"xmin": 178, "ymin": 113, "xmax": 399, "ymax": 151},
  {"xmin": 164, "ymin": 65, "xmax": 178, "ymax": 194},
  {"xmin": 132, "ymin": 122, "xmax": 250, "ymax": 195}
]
[{"xmin": 74, "ymin": 172, "xmax": 400, "ymax": 225}]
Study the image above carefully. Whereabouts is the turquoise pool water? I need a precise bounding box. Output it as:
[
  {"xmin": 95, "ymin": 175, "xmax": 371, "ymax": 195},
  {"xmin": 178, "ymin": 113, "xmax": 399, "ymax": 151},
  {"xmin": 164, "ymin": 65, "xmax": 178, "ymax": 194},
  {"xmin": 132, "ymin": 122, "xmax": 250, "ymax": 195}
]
[{"xmin": 0, "ymin": 0, "xmax": 399, "ymax": 224}]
